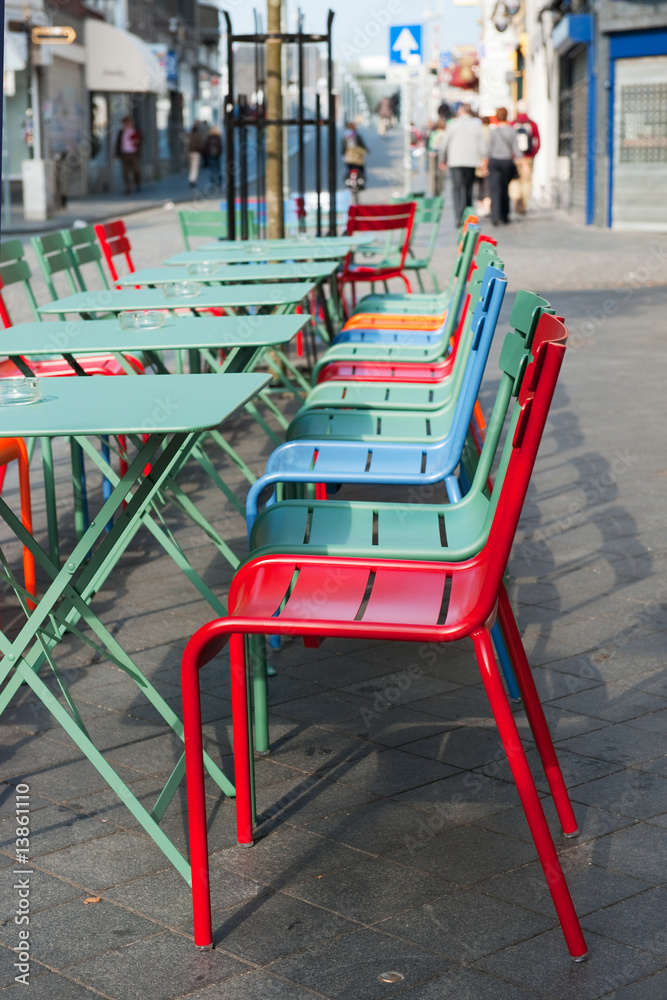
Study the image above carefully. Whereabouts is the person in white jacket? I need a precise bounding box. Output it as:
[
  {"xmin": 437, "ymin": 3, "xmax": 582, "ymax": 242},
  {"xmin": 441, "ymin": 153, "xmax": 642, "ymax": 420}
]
[{"xmin": 440, "ymin": 105, "xmax": 485, "ymax": 226}]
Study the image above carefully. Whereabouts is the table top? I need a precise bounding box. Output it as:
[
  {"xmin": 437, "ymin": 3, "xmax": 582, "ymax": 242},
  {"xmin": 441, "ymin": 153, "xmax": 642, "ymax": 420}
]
[
  {"xmin": 118, "ymin": 262, "xmax": 338, "ymax": 287},
  {"xmin": 4, "ymin": 315, "xmax": 307, "ymax": 355},
  {"xmin": 0, "ymin": 373, "xmax": 271, "ymax": 437},
  {"xmin": 195, "ymin": 235, "xmax": 371, "ymax": 249},
  {"xmin": 164, "ymin": 245, "xmax": 360, "ymax": 266},
  {"xmin": 37, "ymin": 282, "xmax": 316, "ymax": 316}
]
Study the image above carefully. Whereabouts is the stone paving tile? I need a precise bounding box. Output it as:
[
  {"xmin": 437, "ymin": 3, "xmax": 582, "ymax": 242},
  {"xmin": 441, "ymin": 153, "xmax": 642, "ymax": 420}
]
[
  {"xmin": 603, "ymin": 969, "xmax": 667, "ymax": 999},
  {"xmin": 302, "ymin": 798, "xmax": 446, "ymax": 855},
  {"xmin": 331, "ymin": 748, "xmax": 461, "ymax": 797},
  {"xmin": 480, "ymin": 853, "xmax": 649, "ymax": 918},
  {"xmin": 0, "ymin": 869, "xmax": 84, "ymax": 921},
  {"xmin": 287, "ymin": 856, "xmax": 451, "ymax": 924},
  {"xmin": 569, "ymin": 767, "xmax": 667, "ymax": 820},
  {"xmin": 581, "ymin": 887, "xmax": 667, "ymax": 955},
  {"xmin": 0, "ymin": 971, "xmax": 98, "ymax": 997},
  {"xmin": 479, "ymin": 746, "xmax": 623, "ymax": 791},
  {"xmin": 377, "ymin": 887, "xmax": 554, "ymax": 960},
  {"xmin": 0, "ymin": 803, "xmax": 122, "ymax": 860},
  {"xmin": 388, "ymin": 825, "xmax": 537, "ymax": 886},
  {"xmin": 210, "ymin": 892, "xmax": 356, "ymax": 964},
  {"xmin": 341, "ymin": 671, "xmax": 462, "ymax": 705},
  {"xmin": 549, "ymin": 685, "xmax": 667, "ymax": 724},
  {"xmin": 393, "ymin": 768, "xmax": 521, "ymax": 822},
  {"xmin": 68, "ymin": 930, "xmax": 248, "ymax": 1000},
  {"xmin": 103, "ymin": 866, "xmax": 269, "ymax": 929},
  {"xmin": 210, "ymin": 826, "xmax": 368, "ymax": 888},
  {"xmin": 182, "ymin": 969, "xmax": 328, "ymax": 999},
  {"xmin": 394, "ymin": 966, "xmax": 545, "ymax": 999},
  {"xmin": 474, "ymin": 929, "xmax": 663, "ymax": 1000},
  {"xmin": 557, "ymin": 725, "xmax": 666, "ymax": 768},
  {"xmin": 36, "ymin": 830, "xmax": 173, "ymax": 891},
  {"xmin": 476, "ymin": 799, "xmax": 631, "ymax": 846},
  {"xmin": 0, "ymin": 896, "xmax": 162, "ymax": 967},
  {"xmin": 269, "ymin": 925, "xmax": 451, "ymax": 1000},
  {"xmin": 398, "ymin": 723, "xmax": 533, "ymax": 770}
]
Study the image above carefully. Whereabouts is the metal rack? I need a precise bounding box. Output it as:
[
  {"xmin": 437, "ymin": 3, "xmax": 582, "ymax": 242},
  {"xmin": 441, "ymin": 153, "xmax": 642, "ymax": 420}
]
[{"xmin": 222, "ymin": 10, "xmax": 337, "ymax": 239}]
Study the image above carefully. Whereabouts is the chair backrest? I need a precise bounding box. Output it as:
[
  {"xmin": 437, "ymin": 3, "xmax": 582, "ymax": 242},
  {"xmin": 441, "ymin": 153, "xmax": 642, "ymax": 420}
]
[
  {"xmin": 61, "ymin": 225, "xmax": 110, "ymax": 291},
  {"xmin": 0, "ymin": 240, "xmax": 41, "ymax": 324},
  {"xmin": 346, "ymin": 202, "xmax": 417, "ymax": 270},
  {"xmin": 178, "ymin": 209, "xmax": 258, "ymax": 250},
  {"xmin": 31, "ymin": 232, "xmax": 84, "ymax": 301},
  {"xmin": 392, "ymin": 194, "xmax": 445, "ymax": 262},
  {"xmin": 447, "ymin": 312, "xmax": 569, "ymax": 628},
  {"xmin": 94, "ymin": 220, "xmax": 135, "ymax": 286}
]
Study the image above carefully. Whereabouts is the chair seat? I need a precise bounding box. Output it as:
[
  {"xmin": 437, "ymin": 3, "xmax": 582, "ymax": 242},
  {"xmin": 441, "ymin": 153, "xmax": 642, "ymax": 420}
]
[
  {"xmin": 228, "ymin": 553, "xmax": 486, "ymax": 642},
  {"xmin": 316, "ymin": 357, "xmax": 454, "ymax": 383},
  {"xmin": 344, "ymin": 311, "xmax": 447, "ymax": 330},
  {"xmin": 300, "ymin": 375, "xmax": 456, "ymax": 411},
  {"xmin": 343, "ymin": 264, "xmax": 407, "ymax": 282},
  {"xmin": 287, "ymin": 392, "xmax": 456, "ymax": 442},
  {"xmin": 333, "ymin": 327, "xmax": 444, "ymax": 346},
  {"xmin": 0, "ymin": 354, "xmax": 144, "ymax": 378},
  {"xmin": 249, "ymin": 492, "xmax": 490, "ymax": 564}
]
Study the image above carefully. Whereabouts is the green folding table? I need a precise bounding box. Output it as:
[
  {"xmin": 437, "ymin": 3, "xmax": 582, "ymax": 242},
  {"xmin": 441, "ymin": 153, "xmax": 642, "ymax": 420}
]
[
  {"xmin": 0, "ymin": 373, "xmax": 269, "ymax": 879},
  {"xmin": 37, "ymin": 281, "xmax": 316, "ymax": 392},
  {"xmin": 116, "ymin": 262, "xmax": 342, "ymax": 341},
  {"xmin": 3, "ymin": 316, "xmax": 307, "ymax": 555}
]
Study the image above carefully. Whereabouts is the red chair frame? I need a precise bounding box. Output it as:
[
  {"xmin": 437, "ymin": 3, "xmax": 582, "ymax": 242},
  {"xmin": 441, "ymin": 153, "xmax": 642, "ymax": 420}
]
[
  {"xmin": 180, "ymin": 314, "xmax": 588, "ymax": 962},
  {"xmin": 94, "ymin": 220, "xmax": 136, "ymax": 288},
  {"xmin": 339, "ymin": 202, "xmax": 417, "ymax": 309}
]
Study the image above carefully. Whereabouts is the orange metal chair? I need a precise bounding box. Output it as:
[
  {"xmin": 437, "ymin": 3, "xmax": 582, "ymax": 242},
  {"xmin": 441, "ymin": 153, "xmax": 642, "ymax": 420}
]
[{"xmin": 0, "ymin": 438, "xmax": 37, "ymax": 609}]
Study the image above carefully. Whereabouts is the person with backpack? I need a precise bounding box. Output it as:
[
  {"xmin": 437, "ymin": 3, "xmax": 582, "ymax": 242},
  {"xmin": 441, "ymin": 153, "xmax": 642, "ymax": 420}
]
[
  {"xmin": 204, "ymin": 127, "xmax": 223, "ymax": 188},
  {"xmin": 511, "ymin": 99, "xmax": 541, "ymax": 214},
  {"xmin": 341, "ymin": 122, "xmax": 369, "ymax": 183}
]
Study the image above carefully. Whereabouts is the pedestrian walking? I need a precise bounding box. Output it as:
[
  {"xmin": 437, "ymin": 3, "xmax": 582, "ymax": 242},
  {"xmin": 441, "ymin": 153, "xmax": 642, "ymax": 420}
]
[
  {"xmin": 115, "ymin": 115, "xmax": 142, "ymax": 194},
  {"xmin": 188, "ymin": 124, "xmax": 205, "ymax": 189},
  {"xmin": 440, "ymin": 104, "xmax": 485, "ymax": 226},
  {"xmin": 376, "ymin": 96, "xmax": 393, "ymax": 138},
  {"xmin": 511, "ymin": 99, "xmax": 541, "ymax": 214},
  {"xmin": 484, "ymin": 107, "xmax": 520, "ymax": 226},
  {"xmin": 204, "ymin": 127, "xmax": 223, "ymax": 188},
  {"xmin": 427, "ymin": 118, "xmax": 446, "ymax": 197},
  {"xmin": 342, "ymin": 121, "xmax": 369, "ymax": 183}
]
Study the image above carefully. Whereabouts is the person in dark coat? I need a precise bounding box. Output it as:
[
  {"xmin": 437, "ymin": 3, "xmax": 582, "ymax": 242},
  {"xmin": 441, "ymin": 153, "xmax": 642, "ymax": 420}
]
[{"xmin": 204, "ymin": 127, "xmax": 223, "ymax": 188}]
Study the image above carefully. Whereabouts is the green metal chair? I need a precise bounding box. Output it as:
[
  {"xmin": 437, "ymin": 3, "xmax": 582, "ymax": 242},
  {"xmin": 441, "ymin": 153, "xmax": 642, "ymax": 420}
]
[
  {"xmin": 31, "ymin": 229, "xmax": 109, "ymax": 303},
  {"xmin": 392, "ymin": 194, "xmax": 445, "ymax": 292},
  {"xmin": 0, "ymin": 240, "xmax": 42, "ymax": 322},
  {"xmin": 178, "ymin": 209, "xmax": 258, "ymax": 250}
]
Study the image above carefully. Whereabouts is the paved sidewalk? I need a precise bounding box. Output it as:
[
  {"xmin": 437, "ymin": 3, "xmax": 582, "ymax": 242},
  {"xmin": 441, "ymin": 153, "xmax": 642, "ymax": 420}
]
[{"xmin": 0, "ymin": 140, "xmax": 666, "ymax": 1000}]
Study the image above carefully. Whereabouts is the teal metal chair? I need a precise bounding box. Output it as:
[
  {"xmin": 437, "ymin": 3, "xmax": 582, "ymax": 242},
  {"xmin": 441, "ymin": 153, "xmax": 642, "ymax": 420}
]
[
  {"xmin": 178, "ymin": 209, "xmax": 258, "ymax": 250},
  {"xmin": 392, "ymin": 194, "xmax": 445, "ymax": 292}
]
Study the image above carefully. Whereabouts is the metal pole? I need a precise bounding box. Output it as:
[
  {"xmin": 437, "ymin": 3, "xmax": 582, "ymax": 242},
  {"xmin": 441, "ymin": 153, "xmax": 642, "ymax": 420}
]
[
  {"xmin": 326, "ymin": 9, "xmax": 336, "ymax": 235},
  {"xmin": 315, "ymin": 92, "xmax": 322, "ymax": 237},
  {"xmin": 223, "ymin": 12, "xmax": 236, "ymax": 240},
  {"xmin": 266, "ymin": 0, "xmax": 285, "ymax": 238},
  {"xmin": 239, "ymin": 96, "xmax": 249, "ymax": 239},
  {"xmin": 2, "ymin": 5, "xmax": 11, "ymax": 226},
  {"xmin": 297, "ymin": 9, "xmax": 305, "ymax": 232}
]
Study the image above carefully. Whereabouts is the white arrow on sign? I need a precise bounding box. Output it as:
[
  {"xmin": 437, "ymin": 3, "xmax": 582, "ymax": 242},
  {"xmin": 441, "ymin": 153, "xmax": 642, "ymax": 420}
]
[{"xmin": 392, "ymin": 27, "xmax": 419, "ymax": 64}]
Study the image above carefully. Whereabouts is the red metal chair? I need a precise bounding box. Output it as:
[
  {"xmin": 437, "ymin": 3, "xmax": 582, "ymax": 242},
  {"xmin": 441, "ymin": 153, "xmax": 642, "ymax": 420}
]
[
  {"xmin": 0, "ymin": 437, "xmax": 37, "ymax": 609},
  {"xmin": 94, "ymin": 220, "xmax": 136, "ymax": 288},
  {"xmin": 94, "ymin": 219, "xmax": 225, "ymax": 320},
  {"xmin": 339, "ymin": 202, "xmax": 417, "ymax": 310},
  {"xmin": 180, "ymin": 312, "xmax": 588, "ymax": 962}
]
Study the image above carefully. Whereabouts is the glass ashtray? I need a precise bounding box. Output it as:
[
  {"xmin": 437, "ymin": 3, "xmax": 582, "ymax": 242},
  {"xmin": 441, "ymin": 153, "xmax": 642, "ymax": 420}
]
[
  {"xmin": 162, "ymin": 281, "xmax": 201, "ymax": 298},
  {"xmin": 118, "ymin": 310, "xmax": 166, "ymax": 330},
  {"xmin": 187, "ymin": 261, "xmax": 218, "ymax": 276},
  {"xmin": 0, "ymin": 378, "xmax": 42, "ymax": 406}
]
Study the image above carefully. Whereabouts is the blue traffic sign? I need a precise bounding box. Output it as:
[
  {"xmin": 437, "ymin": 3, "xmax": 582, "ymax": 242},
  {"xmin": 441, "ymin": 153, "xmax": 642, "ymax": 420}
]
[{"xmin": 389, "ymin": 25, "xmax": 422, "ymax": 65}]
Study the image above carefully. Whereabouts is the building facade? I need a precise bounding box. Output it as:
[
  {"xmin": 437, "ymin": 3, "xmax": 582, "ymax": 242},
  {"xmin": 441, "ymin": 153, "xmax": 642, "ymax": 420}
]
[
  {"xmin": 524, "ymin": 0, "xmax": 667, "ymax": 229},
  {"xmin": 2, "ymin": 0, "xmax": 221, "ymax": 210}
]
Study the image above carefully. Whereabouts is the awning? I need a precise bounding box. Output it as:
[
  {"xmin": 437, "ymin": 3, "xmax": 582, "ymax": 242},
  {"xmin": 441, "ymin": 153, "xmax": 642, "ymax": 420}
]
[
  {"xmin": 4, "ymin": 32, "xmax": 27, "ymax": 73},
  {"xmin": 552, "ymin": 14, "xmax": 593, "ymax": 56},
  {"xmin": 85, "ymin": 20, "xmax": 167, "ymax": 95}
]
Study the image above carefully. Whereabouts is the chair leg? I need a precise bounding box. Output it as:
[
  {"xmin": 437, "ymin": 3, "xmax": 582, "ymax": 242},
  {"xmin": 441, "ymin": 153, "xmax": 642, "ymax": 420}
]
[
  {"xmin": 472, "ymin": 627, "xmax": 587, "ymax": 961},
  {"xmin": 16, "ymin": 439, "xmax": 36, "ymax": 609},
  {"xmin": 230, "ymin": 632, "xmax": 254, "ymax": 847},
  {"xmin": 490, "ymin": 621, "xmax": 521, "ymax": 701},
  {"xmin": 400, "ymin": 273, "xmax": 412, "ymax": 293},
  {"xmin": 427, "ymin": 264, "xmax": 439, "ymax": 291},
  {"xmin": 248, "ymin": 635, "xmax": 270, "ymax": 754},
  {"xmin": 181, "ymin": 637, "xmax": 213, "ymax": 949},
  {"xmin": 497, "ymin": 585, "xmax": 579, "ymax": 837},
  {"xmin": 416, "ymin": 270, "xmax": 426, "ymax": 293}
]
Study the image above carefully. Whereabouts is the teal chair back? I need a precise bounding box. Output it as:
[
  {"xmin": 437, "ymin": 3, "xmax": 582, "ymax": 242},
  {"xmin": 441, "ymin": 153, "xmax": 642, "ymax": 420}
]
[
  {"xmin": 0, "ymin": 240, "xmax": 41, "ymax": 323},
  {"xmin": 178, "ymin": 209, "xmax": 258, "ymax": 250}
]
